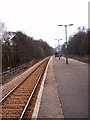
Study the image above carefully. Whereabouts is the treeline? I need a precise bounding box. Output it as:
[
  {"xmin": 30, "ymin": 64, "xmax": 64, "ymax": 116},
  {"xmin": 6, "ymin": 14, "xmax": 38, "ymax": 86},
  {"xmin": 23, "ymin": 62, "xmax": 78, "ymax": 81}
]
[
  {"xmin": 61, "ymin": 27, "xmax": 89, "ymax": 56},
  {"xmin": 0, "ymin": 22, "xmax": 54, "ymax": 71}
]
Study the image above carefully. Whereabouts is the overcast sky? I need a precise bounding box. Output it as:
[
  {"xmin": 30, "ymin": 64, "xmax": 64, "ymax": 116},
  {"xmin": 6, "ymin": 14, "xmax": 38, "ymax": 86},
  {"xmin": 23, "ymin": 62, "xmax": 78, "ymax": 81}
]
[{"xmin": 0, "ymin": 0, "xmax": 89, "ymax": 47}]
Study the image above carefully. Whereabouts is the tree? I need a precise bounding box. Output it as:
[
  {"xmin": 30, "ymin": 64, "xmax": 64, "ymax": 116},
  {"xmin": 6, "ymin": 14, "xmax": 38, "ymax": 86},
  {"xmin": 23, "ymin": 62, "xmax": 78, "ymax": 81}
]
[
  {"xmin": 62, "ymin": 26, "xmax": 88, "ymax": 56},
  {"xmin": 2, "ymin": 29, "xmax": 54, "ymax": 71},
  {"xmin": 0, "ymin": 21, "xmax": 7, "ymax": 43}
]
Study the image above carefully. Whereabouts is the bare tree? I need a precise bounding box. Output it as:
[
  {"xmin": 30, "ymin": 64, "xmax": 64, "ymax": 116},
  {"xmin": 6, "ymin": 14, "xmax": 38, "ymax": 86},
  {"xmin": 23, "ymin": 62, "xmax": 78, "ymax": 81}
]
[
  {"xmin": 62, "ymin": 26, "xmax": 88, "ymax": 56},
  {"xmin": 0, "ymin": 21, "xmax": 7, "ymax": 43}
]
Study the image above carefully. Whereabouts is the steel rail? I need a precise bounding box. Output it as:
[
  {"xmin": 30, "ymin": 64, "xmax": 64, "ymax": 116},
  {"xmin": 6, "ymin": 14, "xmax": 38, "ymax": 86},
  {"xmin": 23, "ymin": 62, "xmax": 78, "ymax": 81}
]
[
  {"xmin": 19, "ymin": 71, "xmax": 43, "ymax": 120},
  {"xmin": 0, "ymin": 58, "xmax": 49, "ymax": 103}
]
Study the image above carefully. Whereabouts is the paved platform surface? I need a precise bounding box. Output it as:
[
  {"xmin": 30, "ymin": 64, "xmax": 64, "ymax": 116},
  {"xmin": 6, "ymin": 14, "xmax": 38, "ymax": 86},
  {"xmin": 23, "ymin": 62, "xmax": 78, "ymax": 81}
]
[{"xmin": 38, "ymin": 56, "xmax": 88, "ymax": 118}]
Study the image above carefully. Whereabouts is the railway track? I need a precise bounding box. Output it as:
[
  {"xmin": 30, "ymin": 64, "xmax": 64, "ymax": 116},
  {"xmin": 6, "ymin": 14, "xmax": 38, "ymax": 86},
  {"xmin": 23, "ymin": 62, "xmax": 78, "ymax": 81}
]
[{"xmin": 0, "ymin": 57, "xmax": 50, "ymax": 119}]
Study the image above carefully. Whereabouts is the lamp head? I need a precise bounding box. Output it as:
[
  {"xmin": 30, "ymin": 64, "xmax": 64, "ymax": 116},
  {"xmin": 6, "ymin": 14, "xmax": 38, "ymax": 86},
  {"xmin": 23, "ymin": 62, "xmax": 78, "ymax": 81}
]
[
  {"xmin": 68, "ymin": 24, "xmax": 73, "ymax": 26},
  {"xmin": 58, "ymin": 25, "xmax": 63, "ymax": 26}
]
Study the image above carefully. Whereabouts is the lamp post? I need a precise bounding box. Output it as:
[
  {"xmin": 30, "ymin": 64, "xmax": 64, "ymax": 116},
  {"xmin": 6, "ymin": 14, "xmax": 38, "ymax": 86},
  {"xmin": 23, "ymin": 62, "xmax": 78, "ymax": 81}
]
[
  {"xmin": 55, "ymin": 39, "xmax": 62, "ymax": 60},
  {"xmin": 58, "ymin": 24, "xmax": 73, "ymax": 64}
]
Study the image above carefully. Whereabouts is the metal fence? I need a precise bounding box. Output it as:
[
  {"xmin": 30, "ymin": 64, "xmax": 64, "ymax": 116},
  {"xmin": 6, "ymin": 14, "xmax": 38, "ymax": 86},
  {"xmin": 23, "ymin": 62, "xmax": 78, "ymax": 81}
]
[
  {"xmin": 0, "ymin": 59, "xmax": 40, "ymax": 80},
  {"xmin": 0, "ymin": 66, "xmax": 20, "ymax": 79}
]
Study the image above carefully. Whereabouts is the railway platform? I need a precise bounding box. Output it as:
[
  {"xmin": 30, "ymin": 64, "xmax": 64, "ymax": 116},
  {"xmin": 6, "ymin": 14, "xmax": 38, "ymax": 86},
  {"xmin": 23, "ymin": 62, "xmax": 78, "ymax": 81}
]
[{"xmin": 33, "ymin": 56, "xmax": 88, "ymax": 118}]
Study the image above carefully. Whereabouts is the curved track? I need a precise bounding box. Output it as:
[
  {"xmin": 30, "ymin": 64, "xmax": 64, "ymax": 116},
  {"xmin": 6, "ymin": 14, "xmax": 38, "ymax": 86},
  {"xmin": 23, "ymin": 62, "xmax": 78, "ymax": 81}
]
[{"xmin": 0, "ymin": 57, "xmax": 50, "ymax": 119}]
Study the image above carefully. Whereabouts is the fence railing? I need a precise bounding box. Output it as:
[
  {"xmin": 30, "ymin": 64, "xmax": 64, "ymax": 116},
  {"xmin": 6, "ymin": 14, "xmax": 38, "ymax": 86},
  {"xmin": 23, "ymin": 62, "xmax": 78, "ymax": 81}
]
[
  {"xmin": 0, "ymin": 66, "xmax": 20, "ymax": 79},
  {"xmin": 0, "ymin": 59, "xmax": 40, "ymax": 80}
]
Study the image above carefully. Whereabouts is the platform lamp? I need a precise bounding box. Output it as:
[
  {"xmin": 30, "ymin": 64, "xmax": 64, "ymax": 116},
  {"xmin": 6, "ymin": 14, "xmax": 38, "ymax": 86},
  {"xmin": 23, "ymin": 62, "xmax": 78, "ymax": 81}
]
[
  {"xmin": 58, "ymin": 24, "xmax": 73, "ymax": 64},
  {"xmin": 55, "ymin": 39, "xmax": 62, "ymax": 60}
]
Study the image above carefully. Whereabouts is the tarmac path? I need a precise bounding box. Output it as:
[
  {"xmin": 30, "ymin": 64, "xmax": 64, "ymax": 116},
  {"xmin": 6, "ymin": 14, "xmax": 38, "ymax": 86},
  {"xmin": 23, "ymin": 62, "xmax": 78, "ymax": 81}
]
[{"xmin": 53, "ymin": 57, "xmax": 88, "ymax": 118}]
